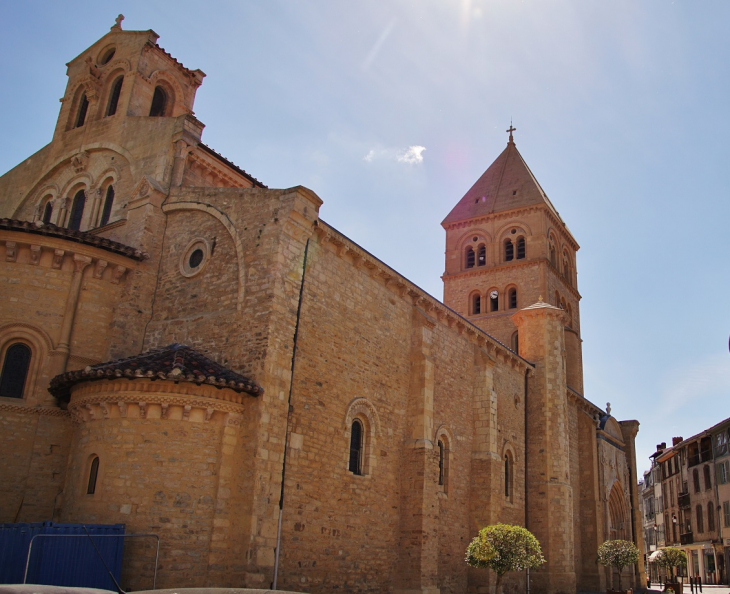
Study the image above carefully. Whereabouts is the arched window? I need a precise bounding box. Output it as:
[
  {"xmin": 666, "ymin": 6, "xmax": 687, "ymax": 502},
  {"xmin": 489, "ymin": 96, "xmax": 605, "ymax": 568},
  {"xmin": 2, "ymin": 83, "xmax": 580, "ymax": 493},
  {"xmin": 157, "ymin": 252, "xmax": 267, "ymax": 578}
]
[
  {"xmin": 693, "ymin": 468, "xmax": 700, "ymax": 493},
  {"xmin": 489, "ymin": 290, "xmax": 499, "ymax": 312},
  {"xmin": 477, "ymin": 244, "xmax": 486, "ymax": 266},
  {"xmin": 68, "ymin": 190, "xmax": 86, "ymax": 231},
  {"xmin": 696, "ymin": 504, "xmax": 704, "ymax": 533},
  {"xmin": 438, "ymin": 439, "xmax": 445, "ymax": 486},
  {"xmin": 511, "ymin": 331, "xmax": 519, "ymax": 354},
  {"xmin": 465, "ymin": 246, "xmax": 475, "ymax": 269},
  {"xmin": 708, "ymin": 502, "xmax": 715, "ymax": 532},
  {"xmin": 42, "ymin": 201, "xmax": 53, "ymax": 224},
  {"xmin": 106, "ymin": 76, "xmax": 124, "ymax": 116},
  {"xmin": 549, "ymin": 242, "xmax": 557, "ymax": 267},
  {"xmin": 516, "ymin": 237, "xmax": 526, "ymax": 259},
  {"xmin": 75, "ymin": 93, "xmax": 89, "ymax": 128},
  {"xmin": 99, "ymin": 185, "xmax": 115, "ymax": 226},
  {"xmin": 436, "ymin": 432, "xmax": 450, "ymax": 493},
  {"xmin": 0, "ymin": 343, "xmax": 32, "ymax": 399},
  {"xmin": 149, "ymin": 86, "xmax": 167, "ymax": 117},
  {"xmin": 349, "ymin": 419, "xmax": 363, "ymax": 475},
  {"xmin": 504, "ymin": 453, "xmax": 514, "ymax": 500},
  {"xmin": 508, "ymin": 288, "xmax": 517, "ymax": 310},
  {"xmin": 472, "ymin": 294, "xmax": 481, "ymax": 315},
  {"xmin": 504, "ymin": 239, "xmax": 514, "ymax": 262},
  {"xmin": 704, "ymin": 465, "xmax": 712, "ymax": 490},
  {"xmin": 87, "ymin": 456, "xmax": 100, "ymax": 495}
]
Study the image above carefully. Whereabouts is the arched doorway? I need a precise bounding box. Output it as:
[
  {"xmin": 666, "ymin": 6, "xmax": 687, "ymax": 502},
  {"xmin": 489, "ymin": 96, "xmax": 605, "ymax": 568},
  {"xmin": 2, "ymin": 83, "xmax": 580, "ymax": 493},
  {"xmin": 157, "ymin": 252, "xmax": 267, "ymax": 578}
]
[{"xmin": 608, "ymin": 481, "xmax": 629, "ymax": 540}]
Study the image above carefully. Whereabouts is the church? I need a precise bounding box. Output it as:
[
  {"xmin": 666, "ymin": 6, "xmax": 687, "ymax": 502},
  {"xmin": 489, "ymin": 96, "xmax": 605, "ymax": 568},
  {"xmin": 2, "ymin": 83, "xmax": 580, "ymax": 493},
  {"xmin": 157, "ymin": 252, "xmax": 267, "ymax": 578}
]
[{"xmin": 0, "ymin": 20, "xmax": 644, "ymax": 594}]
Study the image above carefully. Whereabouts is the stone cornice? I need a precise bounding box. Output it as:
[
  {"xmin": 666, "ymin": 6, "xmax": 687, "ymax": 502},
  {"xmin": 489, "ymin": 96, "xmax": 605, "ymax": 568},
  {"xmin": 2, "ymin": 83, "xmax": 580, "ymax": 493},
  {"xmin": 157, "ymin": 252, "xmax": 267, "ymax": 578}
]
[
  {"xmin": 1, "ymin": 231, "xmax": 136, "ymax": 285},
  {"xmin": 442, "ymin": 203, "xmax": 580, "ymax": 251},
  {"xmin": 188, "ymin": 148, "xmax": 250, "ymax": 189},
  {"xmin": 567, "ymin": 387, "xmax": 603, "ymax": 417},
  {"xmin": 67, "ymin": 379, "xmax": 248, "ymax": 423},
  {"xmin": 0, "ymin": 400, "xmax": 71, "ymax": 418},
  {"xmin": 314, "ymin": 219, "xmax": 533, "ymax": 371}
]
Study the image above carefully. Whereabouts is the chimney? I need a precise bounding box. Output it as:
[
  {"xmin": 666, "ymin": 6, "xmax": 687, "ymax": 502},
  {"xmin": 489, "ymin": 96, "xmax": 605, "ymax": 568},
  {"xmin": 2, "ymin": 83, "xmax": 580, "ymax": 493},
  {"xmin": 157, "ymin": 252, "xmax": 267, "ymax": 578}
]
[
  {"xmin": 656, "ymin": 442, "xmax": 667, "ymax": 452},
  {"xmin": 672, "ymin": 436, "xmax": 683, "ymax": 446}
]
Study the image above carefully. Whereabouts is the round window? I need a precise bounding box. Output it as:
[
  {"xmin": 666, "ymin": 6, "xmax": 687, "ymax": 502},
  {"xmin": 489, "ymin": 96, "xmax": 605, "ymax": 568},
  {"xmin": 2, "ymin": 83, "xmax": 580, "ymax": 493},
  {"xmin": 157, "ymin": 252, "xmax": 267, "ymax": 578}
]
[
  {"xmin": 179, "ymin": 238, "xmax": 210, "ymax": 277},
  {"xmin": 188, "ymin": 249, "xmax": 204, "ymax": 269},
  {"xmin": 99, "ymin": 47, "xmax": 116, "ymax": 65}
]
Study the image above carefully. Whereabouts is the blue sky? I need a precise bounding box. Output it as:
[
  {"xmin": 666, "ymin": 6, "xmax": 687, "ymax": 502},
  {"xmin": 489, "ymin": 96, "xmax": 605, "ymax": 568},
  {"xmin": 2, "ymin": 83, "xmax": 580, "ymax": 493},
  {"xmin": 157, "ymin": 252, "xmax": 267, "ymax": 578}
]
[{"xmin": 1, "ymin": 1, "xmax": 728, "ymax": 471}]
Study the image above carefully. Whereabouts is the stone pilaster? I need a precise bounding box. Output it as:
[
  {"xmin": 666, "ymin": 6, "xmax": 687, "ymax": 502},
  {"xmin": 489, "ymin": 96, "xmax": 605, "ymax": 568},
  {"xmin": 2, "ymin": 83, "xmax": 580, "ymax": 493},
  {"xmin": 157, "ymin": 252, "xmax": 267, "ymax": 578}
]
[
  {"xmin": 468, "ymin": 346, "xmax": 502, "ymax": 592},
  {"xmin": 512, "ymin": 300, "xmax": 576, "ymax": 594},
  {"xmin": 395, "ymin": 307, "xmax": 440, "ymax": 594},
  {"xmin": 620, "ymin": 420, "xmax": 646, "ymax": 591}
]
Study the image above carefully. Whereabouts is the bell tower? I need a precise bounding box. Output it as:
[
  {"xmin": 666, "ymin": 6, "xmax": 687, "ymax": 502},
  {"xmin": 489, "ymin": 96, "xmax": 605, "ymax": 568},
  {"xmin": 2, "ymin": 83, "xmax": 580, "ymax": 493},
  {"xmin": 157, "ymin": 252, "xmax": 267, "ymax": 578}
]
[{"xmin": 441, "ymin": 127, "xmax": 584, "ymax": 393}]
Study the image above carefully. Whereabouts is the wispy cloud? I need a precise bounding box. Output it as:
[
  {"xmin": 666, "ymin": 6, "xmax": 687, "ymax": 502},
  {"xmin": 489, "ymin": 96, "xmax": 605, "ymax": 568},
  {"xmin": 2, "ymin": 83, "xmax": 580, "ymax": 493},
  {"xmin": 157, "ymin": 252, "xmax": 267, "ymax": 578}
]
[
  {"xmin": 362, "ymin": 18, "xmax": 397, "ymax": 71},
  {"xmin": 397, "ymin": 145, "xmax": 426, "ymax": 164},
  {"xmin": 363, "ymin": 145, "xmax": 426, "ymax": 164},
  {"xmin": 658, "ymin": 353, "xmax": 730, "ymax": 415}
]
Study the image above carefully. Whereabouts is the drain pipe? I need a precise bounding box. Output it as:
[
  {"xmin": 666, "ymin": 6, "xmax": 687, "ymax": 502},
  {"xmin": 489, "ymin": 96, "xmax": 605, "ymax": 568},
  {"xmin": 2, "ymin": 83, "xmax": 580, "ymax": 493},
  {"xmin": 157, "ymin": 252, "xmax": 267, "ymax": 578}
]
[{"xmin": 272, "ymin": 238, "xmax": 310, "ymax": 590}]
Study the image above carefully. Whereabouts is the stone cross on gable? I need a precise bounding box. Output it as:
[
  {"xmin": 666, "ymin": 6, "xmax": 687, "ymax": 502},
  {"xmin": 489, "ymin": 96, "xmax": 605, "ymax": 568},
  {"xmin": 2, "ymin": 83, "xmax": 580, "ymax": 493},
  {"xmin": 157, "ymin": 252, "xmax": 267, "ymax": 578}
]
[{"xmin": 112, "ymin": 14, "xmax": 125, "ymax": 30}]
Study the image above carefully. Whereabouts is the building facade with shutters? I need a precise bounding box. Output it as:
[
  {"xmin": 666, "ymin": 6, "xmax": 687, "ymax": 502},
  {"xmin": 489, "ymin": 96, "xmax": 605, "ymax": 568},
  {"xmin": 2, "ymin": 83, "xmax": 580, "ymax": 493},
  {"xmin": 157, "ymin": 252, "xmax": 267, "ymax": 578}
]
[
  {"xmin": 644, "ymin": 417, "xmax": 730, "ymax": 586},
  {"xmin": 0, "ymin": 20, "xmax": 644, "ymax": 594}
]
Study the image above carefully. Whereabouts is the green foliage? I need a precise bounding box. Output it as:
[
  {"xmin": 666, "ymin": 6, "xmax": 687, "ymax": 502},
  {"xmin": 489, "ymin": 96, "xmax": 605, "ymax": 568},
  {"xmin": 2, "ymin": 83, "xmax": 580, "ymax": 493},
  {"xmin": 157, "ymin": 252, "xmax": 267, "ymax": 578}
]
[
  {"xmin": 597, "ymin": 540, "xmax": 640, "ymax": 571},
  {"xmin": 597, "ymin": 539, "xmax": 640, "ymax": 591},
  {"xmin": 656, "ymin": 547, "xmax": 687, "ymax": 578},
  {"xmin": 465, "ymin": 523, "xmax": 545, "ymax": 588}
]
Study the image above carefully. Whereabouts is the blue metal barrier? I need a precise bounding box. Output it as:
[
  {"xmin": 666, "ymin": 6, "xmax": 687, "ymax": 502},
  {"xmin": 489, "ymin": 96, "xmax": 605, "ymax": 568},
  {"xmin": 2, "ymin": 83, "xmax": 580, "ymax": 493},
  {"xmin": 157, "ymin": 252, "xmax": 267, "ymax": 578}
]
[{"xmin": 0, "ymin": 522, "xmax": 125, "ymax": 589}]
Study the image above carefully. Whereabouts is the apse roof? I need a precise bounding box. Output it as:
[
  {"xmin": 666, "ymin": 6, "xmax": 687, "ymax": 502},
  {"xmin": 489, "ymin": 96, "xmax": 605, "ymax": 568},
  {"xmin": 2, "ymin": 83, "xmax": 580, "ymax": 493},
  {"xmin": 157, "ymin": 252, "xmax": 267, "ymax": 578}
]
[
  {"xmin": 49, "ymin": 344, "xmax": 263, "ymax": 402},
  {"xmin": 442, "ymin": 137, "xmax": 564, "ymax": 227},
  {"xmin": 0, "ymin": 219, "xmax": 147, "ymax": 260}
]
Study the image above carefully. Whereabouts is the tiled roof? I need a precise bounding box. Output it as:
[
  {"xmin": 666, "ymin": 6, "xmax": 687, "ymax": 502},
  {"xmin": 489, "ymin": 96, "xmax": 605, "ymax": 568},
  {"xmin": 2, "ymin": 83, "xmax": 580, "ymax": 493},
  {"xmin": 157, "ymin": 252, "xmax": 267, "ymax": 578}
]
[
  {"xmin": 198, "ymin": 144, "xmax": 268, "ymax": 188},
  {"xmin": 442, "ymin": 139, "xmax": 564, "ymax": 226},
  {"xmin": 49, "ymin": 344, "xmax": 263, "ymax": 402},
  {"xmin": 0, "ymin": 219, "xmax": 147, "ymax": 261}
]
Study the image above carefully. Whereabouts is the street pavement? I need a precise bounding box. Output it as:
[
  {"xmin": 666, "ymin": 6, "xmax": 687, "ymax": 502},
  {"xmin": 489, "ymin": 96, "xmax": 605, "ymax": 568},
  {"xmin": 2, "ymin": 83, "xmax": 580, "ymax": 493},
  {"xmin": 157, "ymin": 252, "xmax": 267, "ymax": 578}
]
[{"xmin": 647, "ymin": 586, "xmax": 730, "ymax": 594}]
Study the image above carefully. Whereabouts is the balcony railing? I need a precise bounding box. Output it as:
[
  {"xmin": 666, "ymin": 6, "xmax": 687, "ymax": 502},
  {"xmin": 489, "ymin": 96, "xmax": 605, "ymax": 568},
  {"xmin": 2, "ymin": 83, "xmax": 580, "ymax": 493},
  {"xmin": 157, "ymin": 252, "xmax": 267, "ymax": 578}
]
[
  {"xmin": 688, "ymin": 449, "xmax": 713, "ymax": 467},
  {"xmin": 678, "ymin": 492, "xmax": 691, "ymax": 509},
  {"xmin": 680, "ymin": 531, "xmax": 694, "ymax": 545}
]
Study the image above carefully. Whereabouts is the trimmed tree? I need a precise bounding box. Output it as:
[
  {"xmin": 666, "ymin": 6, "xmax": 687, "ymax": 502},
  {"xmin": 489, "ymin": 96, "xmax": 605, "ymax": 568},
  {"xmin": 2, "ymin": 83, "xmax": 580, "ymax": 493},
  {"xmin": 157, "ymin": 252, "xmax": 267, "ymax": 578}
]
[
  {"xmin": 466, "ymin": 523, "xmax": 546, "ymax": 593},
  {"xmin": 597, "ymin": 539, "xmax": 640, "ymax": 592},
  {"xmin": 656, "ymin": 547, "xmax": 687, "ymax": 582}
]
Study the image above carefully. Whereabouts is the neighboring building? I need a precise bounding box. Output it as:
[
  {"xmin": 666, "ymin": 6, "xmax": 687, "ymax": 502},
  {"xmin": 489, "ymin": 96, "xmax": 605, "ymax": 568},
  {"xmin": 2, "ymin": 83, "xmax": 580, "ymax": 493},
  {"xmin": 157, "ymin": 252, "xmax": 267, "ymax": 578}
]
[
  {"xmin": 642, "ymin": 417, "xmax": 730, "ymax": 586},
  {"xmin": 641, "ymin": 462, "xmax": 666, "ymax": 584},
  {"xmin": 712, "ymin": 418, "xmax": 730, "ymax": 585},
  {"xmin": 0, "ymin": 20, "xmax": 644, "ymax": 594}
]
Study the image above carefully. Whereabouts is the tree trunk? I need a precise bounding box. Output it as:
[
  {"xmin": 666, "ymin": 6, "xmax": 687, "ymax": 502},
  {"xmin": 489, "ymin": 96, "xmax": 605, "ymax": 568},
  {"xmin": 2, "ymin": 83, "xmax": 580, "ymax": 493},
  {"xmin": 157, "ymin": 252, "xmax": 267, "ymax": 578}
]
[{"xmin": 617, "ymin": 565, "xmax": 622, "ymax": 592}]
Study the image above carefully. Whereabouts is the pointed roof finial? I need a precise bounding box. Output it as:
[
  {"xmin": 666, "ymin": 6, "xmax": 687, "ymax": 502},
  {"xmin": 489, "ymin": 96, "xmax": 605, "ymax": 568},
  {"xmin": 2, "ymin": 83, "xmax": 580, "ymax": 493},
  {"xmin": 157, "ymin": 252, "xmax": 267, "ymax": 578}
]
[
  {"xmin": 112, "ymin": 14, "xmax": 125, "ymax": 31},
  {"xmin": 507, "ymin": 120, "xmax": 516, "ymax": 144}
]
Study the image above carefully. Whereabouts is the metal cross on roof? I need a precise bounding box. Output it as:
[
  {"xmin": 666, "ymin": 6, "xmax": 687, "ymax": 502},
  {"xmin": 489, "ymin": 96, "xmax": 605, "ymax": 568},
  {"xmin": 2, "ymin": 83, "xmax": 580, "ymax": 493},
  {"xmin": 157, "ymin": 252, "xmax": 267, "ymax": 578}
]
[{"xmin": 507, "ymin": 124, "xmax": 517, "ymax": 142}]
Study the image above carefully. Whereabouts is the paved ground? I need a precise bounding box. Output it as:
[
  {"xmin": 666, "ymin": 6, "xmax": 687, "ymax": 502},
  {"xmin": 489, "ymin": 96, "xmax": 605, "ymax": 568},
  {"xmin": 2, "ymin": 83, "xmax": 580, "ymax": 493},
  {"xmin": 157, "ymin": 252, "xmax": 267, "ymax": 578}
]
[{"xmin": 647, "ymin": 586, "xmax": 730, "ymax": 594}]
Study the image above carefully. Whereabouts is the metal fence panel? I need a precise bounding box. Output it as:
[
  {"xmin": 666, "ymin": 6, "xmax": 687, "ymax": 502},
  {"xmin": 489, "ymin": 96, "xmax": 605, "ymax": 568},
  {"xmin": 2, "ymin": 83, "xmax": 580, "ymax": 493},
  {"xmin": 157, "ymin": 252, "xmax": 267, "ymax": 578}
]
[{"xmin": 0, "ymin": 522, "xmax": 125, "ymax": 589}]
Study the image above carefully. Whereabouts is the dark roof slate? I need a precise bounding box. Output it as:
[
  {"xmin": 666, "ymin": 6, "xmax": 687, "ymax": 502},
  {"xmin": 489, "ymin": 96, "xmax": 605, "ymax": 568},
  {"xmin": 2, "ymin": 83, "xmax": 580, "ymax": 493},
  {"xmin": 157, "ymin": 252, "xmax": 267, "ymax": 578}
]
[
  {"xmin": 49, "ymin": 344, "xmax": 263, "ymax": 402},
  {"xmin": 0, "ymin": 219, "xmax": 147, "ymax": 261}
]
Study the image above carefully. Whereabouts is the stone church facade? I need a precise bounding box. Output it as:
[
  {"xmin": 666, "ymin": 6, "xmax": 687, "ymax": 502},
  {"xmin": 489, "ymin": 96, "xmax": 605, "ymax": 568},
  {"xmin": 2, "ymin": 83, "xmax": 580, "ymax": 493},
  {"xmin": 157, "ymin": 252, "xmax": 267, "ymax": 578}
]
[{"xmin": 0, "ymin": 21, "xmax": 645, "ymax": 594}]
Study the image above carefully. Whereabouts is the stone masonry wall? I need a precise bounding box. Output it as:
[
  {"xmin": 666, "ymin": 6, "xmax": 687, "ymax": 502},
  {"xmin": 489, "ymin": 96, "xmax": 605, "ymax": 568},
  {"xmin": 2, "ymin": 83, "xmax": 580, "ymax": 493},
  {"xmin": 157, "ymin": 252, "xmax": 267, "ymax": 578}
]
[{"xmin": 272, "ymin": 227, "xmax": 527, "ymax": 594}]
